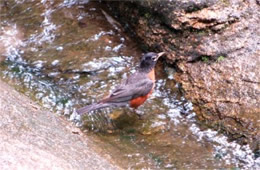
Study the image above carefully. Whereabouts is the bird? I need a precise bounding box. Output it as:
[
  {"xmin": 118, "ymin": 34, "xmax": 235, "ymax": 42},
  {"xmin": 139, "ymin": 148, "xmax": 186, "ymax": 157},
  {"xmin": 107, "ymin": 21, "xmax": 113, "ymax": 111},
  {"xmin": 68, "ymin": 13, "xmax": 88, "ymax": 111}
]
[{"xmin": 76, "ymin": 52, "xmax": 165, "ymax": 115}]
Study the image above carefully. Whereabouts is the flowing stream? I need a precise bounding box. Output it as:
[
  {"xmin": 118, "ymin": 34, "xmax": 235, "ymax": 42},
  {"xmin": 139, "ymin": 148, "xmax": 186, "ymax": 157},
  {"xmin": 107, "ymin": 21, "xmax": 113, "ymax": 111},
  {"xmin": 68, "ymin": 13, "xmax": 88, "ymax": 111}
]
[{"xmin": 0, "ymin": 0, "xmax": 259, "ymax": 169}]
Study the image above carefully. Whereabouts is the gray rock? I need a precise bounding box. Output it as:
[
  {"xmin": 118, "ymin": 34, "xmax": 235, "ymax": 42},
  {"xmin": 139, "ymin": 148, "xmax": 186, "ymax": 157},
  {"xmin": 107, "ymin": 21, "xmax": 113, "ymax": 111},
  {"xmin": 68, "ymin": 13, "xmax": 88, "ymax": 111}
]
[
  {"xmin": 105, "ymin": 0, "xmax": 260, "ymax": 149},
  {"xmin": 0, "ymin": 80, "xmax": 119, "ymax": 170}
]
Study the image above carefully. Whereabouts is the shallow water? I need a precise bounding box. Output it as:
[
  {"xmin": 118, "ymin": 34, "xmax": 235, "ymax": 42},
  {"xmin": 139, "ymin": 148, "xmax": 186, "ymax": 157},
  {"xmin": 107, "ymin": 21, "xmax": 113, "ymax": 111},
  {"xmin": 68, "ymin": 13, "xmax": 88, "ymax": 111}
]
[{"xmin": 0, "ymin": 0, "xmax": 259, "ymax": 169}]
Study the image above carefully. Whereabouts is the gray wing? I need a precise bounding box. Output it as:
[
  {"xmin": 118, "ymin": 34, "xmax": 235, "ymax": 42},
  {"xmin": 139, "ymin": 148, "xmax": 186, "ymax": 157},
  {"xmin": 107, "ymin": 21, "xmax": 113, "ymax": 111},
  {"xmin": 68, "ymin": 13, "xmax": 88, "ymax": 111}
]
[{"xmin": 101, "ymin": 78, "xmax": 154, "ymax": 104}]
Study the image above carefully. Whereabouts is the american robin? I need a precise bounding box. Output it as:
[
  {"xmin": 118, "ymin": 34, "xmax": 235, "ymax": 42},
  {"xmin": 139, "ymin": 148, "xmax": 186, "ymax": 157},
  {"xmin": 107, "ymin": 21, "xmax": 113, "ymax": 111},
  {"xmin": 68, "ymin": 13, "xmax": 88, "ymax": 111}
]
[{"xmin": 76, "ymin": 52, "xmax": 165, "ymax": 115}]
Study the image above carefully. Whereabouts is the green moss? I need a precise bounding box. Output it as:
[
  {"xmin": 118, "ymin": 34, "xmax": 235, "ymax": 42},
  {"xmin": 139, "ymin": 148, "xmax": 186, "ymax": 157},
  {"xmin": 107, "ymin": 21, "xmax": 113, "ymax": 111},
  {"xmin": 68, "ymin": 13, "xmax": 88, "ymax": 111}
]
[
  {"xmin": 217, "ymin": 55, "xmax": 225, "ymax": 62},
  {"xmin": 144, "ymin": 13, "xmax": 151, "ymax": 19},
  {"xmin": 230, "ymin": 167, "xmax": 241, "ymax": 170},
  {"xmin": 125, "ymin": 128, "xmax": 136, "ymax": 134},
  {"xmin": 221, "ymin": 0, "xmax": 230, "ymax": 5},
  {"xmin": 59, "ymin": 98, "xmax": 69, "ymax": 105},
  {"xmin": 197, "ymin": 30, "xmax": 207, "ymax": 36},
  {"xmin": 11, "ymin": 66, "xmax": 20, "ymax": 73},
  {"xmin": 119, "ymin": 132, "xmax": 136, "ymax": 141},
  {"xmin": 201, "ymin": 56, "xmax": 209, "ymax": 62}
]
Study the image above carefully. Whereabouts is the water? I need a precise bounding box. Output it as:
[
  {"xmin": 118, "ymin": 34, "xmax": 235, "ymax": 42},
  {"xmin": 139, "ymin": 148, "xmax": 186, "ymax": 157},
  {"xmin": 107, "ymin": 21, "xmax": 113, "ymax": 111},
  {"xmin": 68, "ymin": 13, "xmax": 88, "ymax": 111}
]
[{"xmin": 0, "ymin": 0, "xmax": 259, "ymax": 169}]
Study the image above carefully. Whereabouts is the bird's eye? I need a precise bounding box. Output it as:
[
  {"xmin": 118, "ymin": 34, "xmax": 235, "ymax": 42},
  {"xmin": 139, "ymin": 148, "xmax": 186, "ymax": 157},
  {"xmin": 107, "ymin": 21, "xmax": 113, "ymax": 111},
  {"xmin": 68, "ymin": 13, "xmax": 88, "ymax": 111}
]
[
  {"xmin": 146, "ymin": 56, "xmax": 151, "ymax": 60},
  {"xmin": 151, "ymin": 56, "xmax": 157, "ymax": 61}
]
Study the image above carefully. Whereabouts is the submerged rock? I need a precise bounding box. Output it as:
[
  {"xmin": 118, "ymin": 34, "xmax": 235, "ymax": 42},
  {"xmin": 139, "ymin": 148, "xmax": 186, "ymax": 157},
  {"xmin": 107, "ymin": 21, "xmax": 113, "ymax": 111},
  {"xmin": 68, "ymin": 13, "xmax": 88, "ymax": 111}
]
[{"xmin": 105, "ymin": 0, "xmax": 260, "ymax": 150}]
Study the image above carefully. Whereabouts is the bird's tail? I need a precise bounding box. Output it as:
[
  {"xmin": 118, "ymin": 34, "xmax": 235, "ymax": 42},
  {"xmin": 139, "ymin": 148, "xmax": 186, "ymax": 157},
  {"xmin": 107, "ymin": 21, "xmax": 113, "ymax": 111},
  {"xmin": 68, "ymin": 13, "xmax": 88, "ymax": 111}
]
[{"xmin": 76, "ymin": 102, "xmax": 110, "ymax": 115}]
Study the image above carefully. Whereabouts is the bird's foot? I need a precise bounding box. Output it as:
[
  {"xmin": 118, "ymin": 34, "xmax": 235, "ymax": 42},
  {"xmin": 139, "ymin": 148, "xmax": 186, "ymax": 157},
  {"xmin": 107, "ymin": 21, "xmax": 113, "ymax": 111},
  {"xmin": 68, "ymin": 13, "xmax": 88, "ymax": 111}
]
[
  {"xmin": 134, "ymin": 110, "xmax": 145, "ymax": 120},
  {"xmin": 136, "ymin": 113, "xmax": 144, "ymax": 120}
]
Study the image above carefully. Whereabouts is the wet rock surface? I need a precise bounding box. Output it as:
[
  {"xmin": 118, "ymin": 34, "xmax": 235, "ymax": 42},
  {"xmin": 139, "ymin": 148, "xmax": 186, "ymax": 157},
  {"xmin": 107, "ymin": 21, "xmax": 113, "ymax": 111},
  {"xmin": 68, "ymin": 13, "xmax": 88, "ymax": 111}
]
[
  {"xmin": 0, "ymin": 79, "xmax": 119, "ymax": 169},
  {"xmin": 1, "ymin": 0, "xmax": 259, "ymax": 168},
  {"xmin": 106, "ymin": 0, "xmax": 260, "ymax": 149}
]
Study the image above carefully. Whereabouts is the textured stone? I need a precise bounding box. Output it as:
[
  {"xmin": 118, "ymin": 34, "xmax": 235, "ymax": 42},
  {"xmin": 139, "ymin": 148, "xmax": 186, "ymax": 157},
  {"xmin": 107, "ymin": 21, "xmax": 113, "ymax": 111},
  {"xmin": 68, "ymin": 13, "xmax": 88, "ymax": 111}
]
[
  {"xmin": 0, "ymin": 80, "xmax": 119, "ymax": 170},
  {"xmin": 105, "ymin": 0, "xmax": 260, "ymax": 150}
]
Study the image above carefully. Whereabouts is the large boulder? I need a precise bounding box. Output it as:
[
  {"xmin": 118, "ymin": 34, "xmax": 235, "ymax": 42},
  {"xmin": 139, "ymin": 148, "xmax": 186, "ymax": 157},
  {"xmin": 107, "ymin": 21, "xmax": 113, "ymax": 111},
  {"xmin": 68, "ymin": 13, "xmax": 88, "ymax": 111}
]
[
  {"xmin": 105, "ymin": 0, "xmax": 260, "ymax": 151},
  {"xmin": 0, "ymin": 79, "xmax": 119, "ymax": 169}
]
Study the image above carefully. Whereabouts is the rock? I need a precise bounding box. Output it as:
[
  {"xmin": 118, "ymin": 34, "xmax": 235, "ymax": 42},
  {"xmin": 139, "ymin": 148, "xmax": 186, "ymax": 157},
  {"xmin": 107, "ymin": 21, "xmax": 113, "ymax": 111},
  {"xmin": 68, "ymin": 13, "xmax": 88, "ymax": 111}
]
[
  {"xmin": 105, "ymin": 0, "xmax": 260, "ymax": 149},
  {"xmin": 0, "ymin": 79, "xmax": 119, "ymax": 169}
]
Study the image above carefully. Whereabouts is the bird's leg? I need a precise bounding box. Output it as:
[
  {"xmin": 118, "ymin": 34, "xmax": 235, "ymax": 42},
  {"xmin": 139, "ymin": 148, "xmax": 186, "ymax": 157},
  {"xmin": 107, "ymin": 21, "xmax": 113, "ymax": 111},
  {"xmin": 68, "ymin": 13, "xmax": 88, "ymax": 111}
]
[
  {"xmin": 109, "ymin": 108, "xmax": 124, "ymax": 120},
  {"xmin": 134, "ymin": 109, "xmax": 145, "ymax": 120},
  {"xmin": 125, "ymin": 107, "xmax": 135, "ymax": 117}
]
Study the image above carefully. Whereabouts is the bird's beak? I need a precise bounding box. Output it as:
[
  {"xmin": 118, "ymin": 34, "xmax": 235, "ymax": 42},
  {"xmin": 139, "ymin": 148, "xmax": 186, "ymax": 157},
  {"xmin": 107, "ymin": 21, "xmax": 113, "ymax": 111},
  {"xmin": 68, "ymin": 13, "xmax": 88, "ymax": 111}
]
[{"xmin": 155, "ymin": 52, "xmax": 166, "ymax": 60}]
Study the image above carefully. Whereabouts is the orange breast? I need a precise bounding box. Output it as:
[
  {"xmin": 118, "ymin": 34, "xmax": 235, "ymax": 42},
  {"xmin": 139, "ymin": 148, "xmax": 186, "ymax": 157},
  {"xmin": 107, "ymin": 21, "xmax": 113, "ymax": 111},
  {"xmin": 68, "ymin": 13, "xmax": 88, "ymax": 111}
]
[
  {"xmin": 130, "ymin": 89, "xmax": 153, "ymax": 108},
  {"xmin": 130, "ymin": 69, "xmax": 156, "ymax": 108},
  {"xmin": 148, "ymin": 69, "xmax": 155, "ymax": 82},
  {"xmin": 130, "ymin": 95, "xmax": 149, "ymax": 108}
]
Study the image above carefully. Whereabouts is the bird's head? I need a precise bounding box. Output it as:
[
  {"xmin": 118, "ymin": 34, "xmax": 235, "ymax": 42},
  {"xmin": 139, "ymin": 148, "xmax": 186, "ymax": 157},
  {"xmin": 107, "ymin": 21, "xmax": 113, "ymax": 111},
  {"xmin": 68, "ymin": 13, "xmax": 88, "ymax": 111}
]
[{"xmin": 139, "ymin": 52, "xmax": 165, "ymax": 72}]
